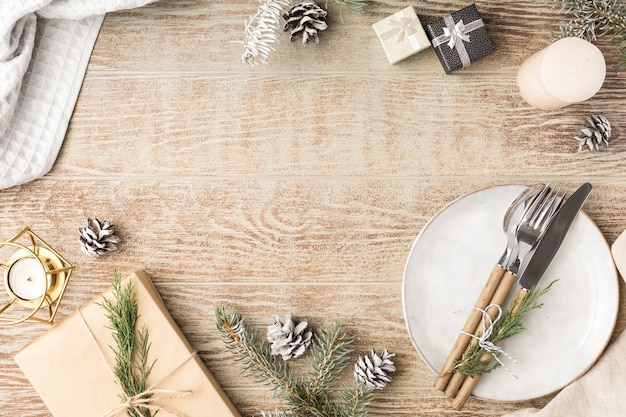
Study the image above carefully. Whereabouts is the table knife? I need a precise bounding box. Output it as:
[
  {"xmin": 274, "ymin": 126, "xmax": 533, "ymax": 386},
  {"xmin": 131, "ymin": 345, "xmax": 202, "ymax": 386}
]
[
  {"xmin": 450, "ymin": 182, "xmax": 592, "ymax": 410},
  {"xmin": 512, "ymin": 182, "xmax": 592, "ymax": 310}
]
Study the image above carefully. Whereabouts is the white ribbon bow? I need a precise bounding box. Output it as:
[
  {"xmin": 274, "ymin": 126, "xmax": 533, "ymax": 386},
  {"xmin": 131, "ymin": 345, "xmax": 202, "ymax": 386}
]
[
  {"xmin": 388, "ymin": 15, "xmax": 419, "ymax": 43},
  {"xmin": 442, "ymin": 20, "xmax": 470, "ymax": 49}
]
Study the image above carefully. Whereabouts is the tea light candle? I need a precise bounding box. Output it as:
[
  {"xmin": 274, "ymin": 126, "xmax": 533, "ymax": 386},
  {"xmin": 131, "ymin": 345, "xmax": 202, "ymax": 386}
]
[
  {"xmin": 7, "ymin": 258, "xmax": 47, "ymax": 300},
  {"xmin": 516, "ymin": 37, "xmax": 606, "ymax": 110}
]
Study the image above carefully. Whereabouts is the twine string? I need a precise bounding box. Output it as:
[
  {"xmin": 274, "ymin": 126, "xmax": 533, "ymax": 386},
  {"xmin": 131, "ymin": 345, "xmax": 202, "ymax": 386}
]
[
  {"xmin": 100, "ymin": 388, "xmax": 193, "ymax": 417},
  {"xmin": 77, "ymin": 306, "xmax": 196, "ymax": 417},
  {"xmin": 456, "ymin": 304, "xmax": 517, "ymax": 377}
]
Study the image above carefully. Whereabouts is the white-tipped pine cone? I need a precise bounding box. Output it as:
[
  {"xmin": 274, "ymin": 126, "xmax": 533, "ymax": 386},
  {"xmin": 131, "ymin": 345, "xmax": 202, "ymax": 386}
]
[
  {"xmin": 78, "ymin": 218, "xmax": 121, "ymax": 257},
  {"xmin": 267, "ymin": 313, "xmax": 313, "ymax": 360},
  {"xmin": 575, "ymin": 115, "xmax": 612, "ymax": 152},
  {"xmin": 283, "ymin": 0, "xmax": 328, "ymax": 46},
  {"xmin": 354, "ymin": 349, "xmax": 396, "ymax": 390}
]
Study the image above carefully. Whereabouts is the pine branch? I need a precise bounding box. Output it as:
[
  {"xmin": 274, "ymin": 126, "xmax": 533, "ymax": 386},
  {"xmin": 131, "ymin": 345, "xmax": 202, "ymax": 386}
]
[
  {"xmin": 215, "ymin": 306, "xmax": 294, "ymax": 396},
  {"xmin": 98, "ymin": 271, "xmax": 155, "ymax": 417},
  {"xmin": 216, "ymin": 307, "xmax": 381, "ymax": 417},
  {"xmin": 307, "ymin": 320, "xmax": 353, "ymax": 395},
  {"xmin": 240, "ymin": 0, "xmax": 293, "ymax": 66},
  {"xmin": 453, "ymin": 280, "xmax": 558, "ymax": 377},
  {"xmin": 336, "ymin": 383, "xmax": 373, "ymax": 417},
  {"xmin": 325, "ymin": 0, "xmax": 367, "ymax": 21},
  {"xmin": 547, "ymin": 0, "xmax": 626, "ymax": 69}
]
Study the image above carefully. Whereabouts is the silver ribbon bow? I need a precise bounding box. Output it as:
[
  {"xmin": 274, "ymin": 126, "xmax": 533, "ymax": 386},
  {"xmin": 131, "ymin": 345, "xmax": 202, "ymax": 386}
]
[
  {"xmin": 431, "ymin": 15, "xmax": 485, "ymax": 68},
  {"xmin": 443, "ymin": 20, "xmax": 470, "ymax": 48}
]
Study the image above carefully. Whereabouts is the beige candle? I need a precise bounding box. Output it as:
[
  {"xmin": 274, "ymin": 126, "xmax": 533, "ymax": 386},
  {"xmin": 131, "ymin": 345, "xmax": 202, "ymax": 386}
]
[{"xmin": 517, "ymin": 37, "xmax": 606, "ymax": 110}]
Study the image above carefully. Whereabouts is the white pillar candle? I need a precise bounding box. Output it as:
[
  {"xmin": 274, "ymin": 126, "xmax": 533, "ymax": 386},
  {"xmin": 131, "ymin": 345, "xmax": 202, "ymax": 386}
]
[
  {"xmin": 516, "ymin": 37, "xmax": 606, "ymax": 110},
  {"xmin": 7, "ymin": 258, "xmax": 48, "ymax": 300}
]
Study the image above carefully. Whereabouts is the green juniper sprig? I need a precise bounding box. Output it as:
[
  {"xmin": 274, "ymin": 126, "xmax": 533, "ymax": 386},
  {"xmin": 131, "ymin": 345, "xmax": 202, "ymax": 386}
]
[
  {"xmin": 98, "ymin": 271, "xmax": 156, "ymax": 417},
  {"xmin": 453, "ymin": 280, "xmax": 557, "ymax": 377},
  {"xmin": 215, "ymin": 306, "xmax": 378, "ymax": 417},
  {"xmin": 547, "ymin": 0, "xmax": 626, "ymax": 69}
]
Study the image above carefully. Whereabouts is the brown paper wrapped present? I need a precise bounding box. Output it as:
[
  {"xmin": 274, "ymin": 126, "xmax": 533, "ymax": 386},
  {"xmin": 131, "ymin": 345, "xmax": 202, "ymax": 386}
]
[{"xmin": 15, "ymin": 270, "xmax": 241, "ymax": 417}]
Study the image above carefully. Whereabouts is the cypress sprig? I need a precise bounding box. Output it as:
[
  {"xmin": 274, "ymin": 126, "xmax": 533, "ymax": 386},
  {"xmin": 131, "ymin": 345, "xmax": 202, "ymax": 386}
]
[
  {"xmin": 98, "ymin": 271, "xmax": 155, "ymax": 417},
  {"xmin": 547, "ymin": 0, "xmax": 626, "ymax": 69},
  {"xmin": 453, "ymin": 280, "xmax": 557, "ymax": 377},
  {"xmin": 215, "ymin": 306, "xmax": 377, "ymax": 417}
]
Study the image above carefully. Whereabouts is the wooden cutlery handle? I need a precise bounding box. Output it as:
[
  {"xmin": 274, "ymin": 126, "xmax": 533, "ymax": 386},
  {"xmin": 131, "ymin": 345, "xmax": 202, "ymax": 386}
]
[
  {"xmin": 443, "ymin": 271, "xmax": 518, "ymax": 398},
  {"xmin": 433, "ymin": 264, "xmax": 506, "ymax": 391},
  {"xmin": 450, "ymin": 283, "xmax": 528, "ymax": 409}
]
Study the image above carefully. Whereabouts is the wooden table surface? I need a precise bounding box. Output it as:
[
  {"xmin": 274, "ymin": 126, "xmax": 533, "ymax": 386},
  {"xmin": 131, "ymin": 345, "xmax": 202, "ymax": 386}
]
[{"xmin": 1, "ymin": 0, "xmax": 625, "ymax": 415}]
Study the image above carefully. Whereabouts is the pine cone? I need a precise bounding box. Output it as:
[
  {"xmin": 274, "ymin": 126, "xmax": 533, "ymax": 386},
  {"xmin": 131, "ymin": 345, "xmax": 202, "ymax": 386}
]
[
  {"xmin": 354, "ymin": 349, "xmax": 396, "ymax": 390},
  {"xmin": 575, "ymin": 115, "xmax": 612, "ymax": 152},
  {"xmin": 283, "ymin": 0, "xmax": 328, "ymax": 46},
  {"xmin": 78, "ymin": 218, "xmax": 121, "ymax": 257},
  {"xmin": 267, "ymin": 313, "xmax": 313, "ymax": 360}
]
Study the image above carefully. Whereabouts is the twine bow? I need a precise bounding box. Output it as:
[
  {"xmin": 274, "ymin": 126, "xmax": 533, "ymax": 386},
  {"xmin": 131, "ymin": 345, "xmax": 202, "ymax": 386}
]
[
  {"xmin": 442, "ymin": 20, "xmax": 470, "ymax": 48},
  {"xmin": 101, "ymin": 388, "xmax": 193, "ymax": 417},
  {"xmin": 458, "ymin": 304, "xmax": 517, "ymax": 377},
  {"xmin": 77, "ymin": 307, "xmax": 196, "ymax": 417}
]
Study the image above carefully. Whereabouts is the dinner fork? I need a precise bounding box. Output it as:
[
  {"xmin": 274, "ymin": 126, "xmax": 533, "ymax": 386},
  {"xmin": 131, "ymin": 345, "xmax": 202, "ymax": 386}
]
[
  {"xmin": 434, "ymin": 184, "xmax": 548, "ymax": 392},
  {"xmin": 446, "ymin": 185, "xmax": 565, "ymax": 404}
]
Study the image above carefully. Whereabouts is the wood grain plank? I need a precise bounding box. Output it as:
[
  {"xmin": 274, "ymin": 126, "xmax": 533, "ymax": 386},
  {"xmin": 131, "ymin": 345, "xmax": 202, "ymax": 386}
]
[
  {"xmin": 53, "ymin": 73, "xmax": 626, "ymax": 178},
  {"xmin": 89, "ymin": 0, "xmax": 623, "ymax": 72},
  {"xmin": 1, "ymin": 179, "xmax": 624, "ymax": 285}
]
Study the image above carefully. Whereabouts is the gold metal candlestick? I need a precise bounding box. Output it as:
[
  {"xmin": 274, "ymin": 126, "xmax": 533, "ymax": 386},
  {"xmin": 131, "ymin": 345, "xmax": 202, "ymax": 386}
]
[{"xmin": 0, "ymin": 227, "xmax": 74, "ymax": 325}]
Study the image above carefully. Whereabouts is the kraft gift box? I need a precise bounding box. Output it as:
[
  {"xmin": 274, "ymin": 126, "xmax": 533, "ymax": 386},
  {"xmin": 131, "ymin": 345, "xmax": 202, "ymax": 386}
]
[{"xmin": 15, "ymin": 270, "xmax": 241, "ymax": 417}]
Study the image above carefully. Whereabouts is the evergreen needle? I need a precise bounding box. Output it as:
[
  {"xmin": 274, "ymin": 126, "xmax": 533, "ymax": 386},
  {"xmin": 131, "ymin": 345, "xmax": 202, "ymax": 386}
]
[
  {"xmin": 215, "ymin": 306, "xmax": 375, "ymax": 417},
  {"xmin": 547, "ymin": 0, "xmax": 626, "ymax": 69},
  {"xmin": 98, "ymin": 271, "xmax": 155, "ymax": 417},
  {"xmin": 453, "ymin": 280, "xmax": 557, "ymax": 377}
]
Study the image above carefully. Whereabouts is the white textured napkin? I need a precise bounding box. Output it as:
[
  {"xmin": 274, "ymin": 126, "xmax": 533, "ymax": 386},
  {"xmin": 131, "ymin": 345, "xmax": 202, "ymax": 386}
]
[
  {"xmin": 0, "ymin": 0, "xmax": 156, "ymax": 190},
  {"xmin": 502, "ymin": 230, "xmax": 626, "ymax": 417}
]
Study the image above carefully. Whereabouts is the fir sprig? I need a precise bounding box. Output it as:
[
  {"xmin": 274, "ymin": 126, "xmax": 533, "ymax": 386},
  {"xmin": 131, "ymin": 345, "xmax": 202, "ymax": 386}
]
[
  {"xmin": 215, "ymin": 306, "xmax": 376, "ymax": 417},
  {"xmin": 325, "ymin": 0, "xmax": 367, "ymax": 22},
  {"xmin": 547, "ymin": 0, "xmax": 626, "ymax": 69},
  {"xmin": 453, "ymin": 280, "xmax": 557, "ymax": 377},
  {"xmin": 241, "ymin": 0, "xmax": 293, "ymax": 66},
  {"xmin": 98, "ymin": 271, "xmax": 156, "ymax": 417}
]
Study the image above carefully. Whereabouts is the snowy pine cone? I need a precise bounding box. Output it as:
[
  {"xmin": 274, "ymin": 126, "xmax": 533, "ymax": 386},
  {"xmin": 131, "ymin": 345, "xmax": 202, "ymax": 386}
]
[
  {"xmin": 354, "ymin": 349, "xmax": 396, "ymax": 390},
  {"xmin": 78, "ymin": 218, "xmax": 121, "ymax": 257},
  {"xmin": 267, "ymin": 313, "xmax": 313, "ymax": 360},
  {"xmin": 283, "ymin": 0, "xmax": 328, "ymax": 46},
  {"xmin": 575, "ymin": 115, "xmax": 612, "ymax": 152}
]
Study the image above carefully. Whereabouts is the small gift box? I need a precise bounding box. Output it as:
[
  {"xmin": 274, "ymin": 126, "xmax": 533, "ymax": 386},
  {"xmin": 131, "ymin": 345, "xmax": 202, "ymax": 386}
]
[
  {"xmin": 372, "ymin": 6, "xmax": 431, "ymax": 65},
  {"xmin": 425, "ymin": 3, "xmax": 495, "ymax": 73},
  {"xmin": 15, "ymin": 270, "xmax": 241, "ymax": 417}
]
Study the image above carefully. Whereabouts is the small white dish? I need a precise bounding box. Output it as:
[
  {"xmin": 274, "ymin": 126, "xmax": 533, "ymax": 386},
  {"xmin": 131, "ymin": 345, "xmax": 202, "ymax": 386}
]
[{"xmin": 403, "ymin": 185, "xmax": 619, "ymax": 401}]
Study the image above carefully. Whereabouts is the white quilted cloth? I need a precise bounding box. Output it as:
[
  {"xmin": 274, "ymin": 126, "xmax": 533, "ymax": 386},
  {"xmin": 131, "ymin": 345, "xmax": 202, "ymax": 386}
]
[{"xmin": 0, "ymin": 0, "xmax": 156, "ymax": 189}]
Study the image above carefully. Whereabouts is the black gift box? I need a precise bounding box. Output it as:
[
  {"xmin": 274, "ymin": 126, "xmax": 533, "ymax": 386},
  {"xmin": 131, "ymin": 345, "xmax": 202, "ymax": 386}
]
[{"xmin": 425, "ymin": 3, "xmax": 495, "ymax": 74}]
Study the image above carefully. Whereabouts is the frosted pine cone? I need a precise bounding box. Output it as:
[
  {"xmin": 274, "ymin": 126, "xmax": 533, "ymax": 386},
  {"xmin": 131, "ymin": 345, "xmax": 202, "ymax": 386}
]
[
  {"xmin": 575, "ymin": 115, "xmax": 612, "ymax": 152},
  {"xmin": 78, "ymin": 218, "xmax": 121, "ymax": 257},
  {"xmin": 267, "ymin": 313, "xmax": 312, "ymax": 360},
  {"xmin": 283, "ymin": 0, "xmax": 328, "ymax": 46},
  {"xmin": 354, "ymin": 349, "xmax": 396, "ymax": 390}
]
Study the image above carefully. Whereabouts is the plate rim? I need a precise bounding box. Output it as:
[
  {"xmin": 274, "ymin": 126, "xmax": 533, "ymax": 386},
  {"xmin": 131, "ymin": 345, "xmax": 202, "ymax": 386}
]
[{"xmin": 401, "ymin": 184, "xmax": 619, "ymax": 402}]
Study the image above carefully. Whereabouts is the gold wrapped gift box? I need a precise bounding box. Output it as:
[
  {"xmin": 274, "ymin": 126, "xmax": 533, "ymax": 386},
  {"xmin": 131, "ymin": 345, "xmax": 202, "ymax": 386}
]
[{"xmin": 15, "ymin": 270, "xmax": 241, "ymax": 417}]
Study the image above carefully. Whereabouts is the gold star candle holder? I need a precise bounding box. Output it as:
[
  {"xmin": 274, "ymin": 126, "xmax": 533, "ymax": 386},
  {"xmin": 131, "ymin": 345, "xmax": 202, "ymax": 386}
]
[{"xmin": 0, "ymin": 228, "xmax": 74, "ymax": 325}]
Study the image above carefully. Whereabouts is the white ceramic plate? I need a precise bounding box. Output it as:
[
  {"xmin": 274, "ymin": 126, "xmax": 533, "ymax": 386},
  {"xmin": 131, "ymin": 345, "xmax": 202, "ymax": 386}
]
[{"xmin": 403, "ymin": 185, "xmax": 619, "ymax": 401}]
